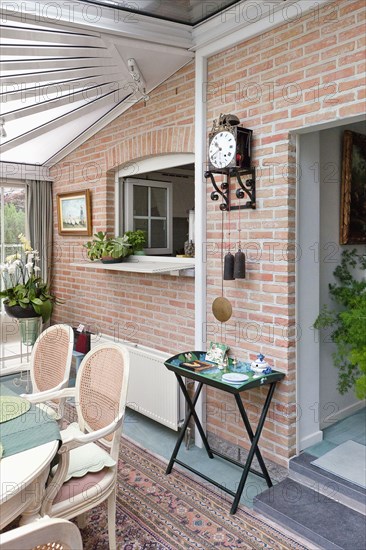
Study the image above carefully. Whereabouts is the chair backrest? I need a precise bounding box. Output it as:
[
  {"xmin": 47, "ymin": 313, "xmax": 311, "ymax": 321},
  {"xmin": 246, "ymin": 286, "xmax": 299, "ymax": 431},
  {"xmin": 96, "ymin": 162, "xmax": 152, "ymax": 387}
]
[
  {"xmin": 0, "ymin": 517, "xmax": 83, "ymax": 550},
  {"xmin": 31, "ymin": 324, "xmax": 74, "ymax": 394},
  {"xmin": 75, "ymin": 342, "xmax": 130, "ymax": 455}
]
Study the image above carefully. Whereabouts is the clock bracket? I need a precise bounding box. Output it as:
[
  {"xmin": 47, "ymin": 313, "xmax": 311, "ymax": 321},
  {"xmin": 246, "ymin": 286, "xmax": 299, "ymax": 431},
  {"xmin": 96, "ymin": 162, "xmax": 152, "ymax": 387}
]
[{"xmin": 205, "ymin": 167, "xmax": 256, "ymax": 211}]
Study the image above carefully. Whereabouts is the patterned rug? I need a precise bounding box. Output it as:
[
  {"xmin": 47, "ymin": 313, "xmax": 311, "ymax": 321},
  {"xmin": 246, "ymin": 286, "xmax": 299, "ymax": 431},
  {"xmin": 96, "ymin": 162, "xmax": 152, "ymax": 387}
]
[{"xmin": 79, "ymin": 436, "xmax": 310, "ymax": 549}]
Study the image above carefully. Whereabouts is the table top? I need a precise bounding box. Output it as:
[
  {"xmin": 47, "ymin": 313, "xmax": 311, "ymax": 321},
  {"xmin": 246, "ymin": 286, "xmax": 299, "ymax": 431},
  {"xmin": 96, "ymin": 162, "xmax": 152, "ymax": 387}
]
[
  {"xmin": 0, "ymin": 382, "xmax": 60, "ymax": 507},
  {"xmin": 0, "ymin": 382, "xmax": 60, "ymax": 459},
  {"xmin": 0, "ymin": 441, "xmax": 59, "ymax": 504},
  {"xmin": 164, "ymin": 351, "xmax": 285, "ymax": 394}
]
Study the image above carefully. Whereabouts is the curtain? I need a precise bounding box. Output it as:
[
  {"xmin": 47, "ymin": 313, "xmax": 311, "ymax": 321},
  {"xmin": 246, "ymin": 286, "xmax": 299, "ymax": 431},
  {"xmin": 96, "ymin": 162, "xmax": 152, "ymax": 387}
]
[{"xmin": 26, "ymin": 180, "xmax": 53, "ymax": 284}]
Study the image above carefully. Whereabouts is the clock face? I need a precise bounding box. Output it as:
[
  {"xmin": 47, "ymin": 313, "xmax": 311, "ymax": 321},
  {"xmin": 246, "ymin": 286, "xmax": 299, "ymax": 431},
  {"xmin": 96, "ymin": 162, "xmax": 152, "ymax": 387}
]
[{"xmin": 209, "ymin": 130, "xmax": 236, "ymax": 169}]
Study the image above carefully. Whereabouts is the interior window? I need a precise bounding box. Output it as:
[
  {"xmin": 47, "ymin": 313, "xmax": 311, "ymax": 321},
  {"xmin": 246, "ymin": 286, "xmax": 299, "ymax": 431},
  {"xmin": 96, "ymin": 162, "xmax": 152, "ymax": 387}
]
[
  {"xmin": 120, "ymin": 164, "xmax": 195, "ymax": 257},
  {"xmin": 125, "ymin": 179, "xmax": 172, "ymax": 254}
]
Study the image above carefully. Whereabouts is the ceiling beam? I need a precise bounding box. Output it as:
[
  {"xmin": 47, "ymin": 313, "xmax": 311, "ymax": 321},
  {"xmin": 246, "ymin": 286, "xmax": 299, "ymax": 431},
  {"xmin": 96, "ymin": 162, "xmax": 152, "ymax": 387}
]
[
  {"xmin": 1, "ymin": 57, "xmax": 117, "ymax": 72},
  {"xmin": 0, "ymin": 89, "xmax": 129, "ymax": 153},
  {"xmin": 0, "ymin": 65, "xmax": 120, "ymax": 86},
  {"xmin": 1, "ymin": 45, "xmax": 109, "ymax": 58},
  {"xmin": 1, "ymin": 2, "xmax": 193, "ymax": 50},
  {"xmin": 1, "ymin": 80, "xmax": 128, "ymax": 119},
  {"xmin": 0, "ymin": 74, "xmax": 120, "ymax": 100}
]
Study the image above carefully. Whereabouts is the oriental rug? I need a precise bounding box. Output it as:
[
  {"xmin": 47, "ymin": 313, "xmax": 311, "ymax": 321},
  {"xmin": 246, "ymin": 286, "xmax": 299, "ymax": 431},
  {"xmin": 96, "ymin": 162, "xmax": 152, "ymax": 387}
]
[{"xmin": 79, "ymin": 436, "xmax": 310, "ymax": 549}]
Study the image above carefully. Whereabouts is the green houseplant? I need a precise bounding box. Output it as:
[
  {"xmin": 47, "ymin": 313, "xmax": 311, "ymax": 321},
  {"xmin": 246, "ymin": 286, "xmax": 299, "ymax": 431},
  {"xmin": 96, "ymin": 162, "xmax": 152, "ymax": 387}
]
[
  {"xmin": 0, "ymin": 234, "xmax": 61, "ymax": 323},
  {"xmin": 124, "ymin": 229, "xmax": 146, "ymax": 254},
  {"xmin": 314, "ymin": 249, "xmax": 366, "ymax": 399},
  {"xmin": 83, "ymin": 231, "xmax": 131, "ymax": 262}
]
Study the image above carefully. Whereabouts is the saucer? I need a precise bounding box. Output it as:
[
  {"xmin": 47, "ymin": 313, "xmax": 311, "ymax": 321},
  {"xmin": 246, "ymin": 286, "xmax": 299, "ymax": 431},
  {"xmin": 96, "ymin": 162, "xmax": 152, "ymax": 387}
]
[{"xmin": 222, "ymin": 373, "xmax": 249, "ymax": 384}]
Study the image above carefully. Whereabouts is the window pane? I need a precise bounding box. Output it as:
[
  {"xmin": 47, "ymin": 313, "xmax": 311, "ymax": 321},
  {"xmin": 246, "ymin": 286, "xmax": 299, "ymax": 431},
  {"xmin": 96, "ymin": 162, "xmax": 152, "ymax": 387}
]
[
  {"xmin": 150, "ymin": 187, "xmax": 167, "ymax": 217},
  {"xmin": 151, "ymin": 220, "xmax": 167, "ymax": 248},
  {"xmin": 3, "ymin": 187, "xmax": 26, "ymax": 244},
  {"xmin": 134, "ymin": 218, "xmax": 148, "ymax": 246},
  {"xmin": 133, "ymin": 185, "xmax": 148, "ymax": 216}
]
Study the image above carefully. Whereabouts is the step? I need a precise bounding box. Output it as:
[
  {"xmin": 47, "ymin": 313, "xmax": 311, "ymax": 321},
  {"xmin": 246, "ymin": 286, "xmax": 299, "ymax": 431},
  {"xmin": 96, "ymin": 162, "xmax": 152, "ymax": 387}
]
[
  {"xmin": 254, "ymin": 479, "xmax": 366, "ymax": 550},
  {"xmin": 289, "ymin": 452, "xmax": 366, "ymax": 515}
]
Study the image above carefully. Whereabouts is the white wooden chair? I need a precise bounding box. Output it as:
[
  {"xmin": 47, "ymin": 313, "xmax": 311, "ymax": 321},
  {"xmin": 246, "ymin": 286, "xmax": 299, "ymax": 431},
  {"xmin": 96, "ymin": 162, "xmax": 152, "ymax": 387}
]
[
  {"xmin": 27, "ymin": 342, "xmax": 130, "ymax": 550},
  {"xmin": 1, "ymin": 324, "xmax": 74, "ymax": 419},
  {"xmin": 0, "ymin": 517, "xmax": 83, "ymax": 550}
]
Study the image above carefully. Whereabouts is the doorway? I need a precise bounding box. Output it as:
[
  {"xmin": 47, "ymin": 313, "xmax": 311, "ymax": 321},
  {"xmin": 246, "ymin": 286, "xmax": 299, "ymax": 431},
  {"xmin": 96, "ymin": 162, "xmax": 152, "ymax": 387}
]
[{"xmin": 296, "ymin": 119, "xmax": 366, "ymax": 453}]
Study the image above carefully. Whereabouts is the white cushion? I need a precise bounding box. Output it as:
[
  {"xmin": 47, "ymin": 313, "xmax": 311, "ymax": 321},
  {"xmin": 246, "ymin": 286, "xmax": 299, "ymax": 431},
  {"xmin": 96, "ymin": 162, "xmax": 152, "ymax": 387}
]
[{"xmin": 51, "ymin": 422, "xmax": 115, "ymax": 482}]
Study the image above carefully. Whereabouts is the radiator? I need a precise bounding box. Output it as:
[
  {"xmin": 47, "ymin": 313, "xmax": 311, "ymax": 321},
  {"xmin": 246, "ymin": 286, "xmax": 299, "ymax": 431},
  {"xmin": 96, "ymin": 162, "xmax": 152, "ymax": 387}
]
[{"xmin": 92, "ymin": 336, "xmax": 182, "ymax": 430}]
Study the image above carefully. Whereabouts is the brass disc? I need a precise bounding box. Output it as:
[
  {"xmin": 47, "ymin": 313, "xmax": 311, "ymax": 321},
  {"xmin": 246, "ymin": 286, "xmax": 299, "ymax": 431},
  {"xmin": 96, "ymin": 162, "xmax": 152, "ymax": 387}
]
[{"xmin": 212, "ymin": 297, "xmax": 232, "ymax": 323}]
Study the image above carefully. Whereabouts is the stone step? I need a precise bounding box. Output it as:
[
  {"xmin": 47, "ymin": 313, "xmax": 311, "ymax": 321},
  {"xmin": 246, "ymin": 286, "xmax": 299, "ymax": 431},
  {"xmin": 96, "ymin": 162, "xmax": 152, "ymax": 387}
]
[
  {"xmin": 289, "ymin": 452, "xmax": 366, "ymax": 515},
  {"xmin": 254, "ymin": 479, "xmax": 366, "ymax": 550}
]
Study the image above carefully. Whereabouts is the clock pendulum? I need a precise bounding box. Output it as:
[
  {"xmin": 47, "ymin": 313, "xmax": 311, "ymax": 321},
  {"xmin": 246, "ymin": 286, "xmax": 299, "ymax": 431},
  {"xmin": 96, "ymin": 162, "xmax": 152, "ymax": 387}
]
[
  {"xmin": 212, "ymin": 208, "xmax": 233, "ymax": 324},
  {"xmin": 223, "ymin": 198, "xmax": 234, "ymax": 280},
  {"xmin": 233, "ymin": 191, "xmax": 246, "ymax": 279}
]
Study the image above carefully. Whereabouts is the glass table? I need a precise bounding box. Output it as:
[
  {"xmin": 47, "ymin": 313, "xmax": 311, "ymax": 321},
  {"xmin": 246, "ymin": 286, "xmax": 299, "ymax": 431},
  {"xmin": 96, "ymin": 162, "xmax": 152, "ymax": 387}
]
[{"xmin": 164, "ymin": 351, "xmax": 285, "ymax": 514}]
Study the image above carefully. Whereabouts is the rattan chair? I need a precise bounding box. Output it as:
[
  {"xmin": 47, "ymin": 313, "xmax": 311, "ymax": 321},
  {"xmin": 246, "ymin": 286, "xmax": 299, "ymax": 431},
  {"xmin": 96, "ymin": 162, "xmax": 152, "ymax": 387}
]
[
  {"xmin": 1, "ymin": 324, "xmax": 74, "ymax": 418},
  {"xmin": 29, "ymin": 342, "xmax": 130, "ymax": 550},
  {"xmin": 0, "ymin": 517, "xmax": 83, "ymax": 550}
]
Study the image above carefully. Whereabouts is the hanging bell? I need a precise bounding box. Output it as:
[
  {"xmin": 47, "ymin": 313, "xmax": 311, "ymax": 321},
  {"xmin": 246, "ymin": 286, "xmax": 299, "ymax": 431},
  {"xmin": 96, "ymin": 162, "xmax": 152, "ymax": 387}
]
[
  {"xmin": 233, "ymin": 249, "xmax": 246, "ymax": 279},
  {"xmin": 223, "ymin": 251, "xmax": 235, "ymax": 280}
]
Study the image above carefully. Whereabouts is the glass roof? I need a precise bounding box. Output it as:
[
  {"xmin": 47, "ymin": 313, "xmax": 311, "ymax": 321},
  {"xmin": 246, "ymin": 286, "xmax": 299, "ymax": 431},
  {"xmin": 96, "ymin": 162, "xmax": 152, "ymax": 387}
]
[{"xmin": 82, "ymin": 0, "xmax": 242, "ymax": 25}]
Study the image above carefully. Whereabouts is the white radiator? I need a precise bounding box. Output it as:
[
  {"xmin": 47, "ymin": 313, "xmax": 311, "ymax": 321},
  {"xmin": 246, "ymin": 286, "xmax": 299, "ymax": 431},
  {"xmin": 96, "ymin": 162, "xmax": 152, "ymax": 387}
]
[{"xmin": 92, "ymin": 335, "xmax": 182, "ymax": 430}]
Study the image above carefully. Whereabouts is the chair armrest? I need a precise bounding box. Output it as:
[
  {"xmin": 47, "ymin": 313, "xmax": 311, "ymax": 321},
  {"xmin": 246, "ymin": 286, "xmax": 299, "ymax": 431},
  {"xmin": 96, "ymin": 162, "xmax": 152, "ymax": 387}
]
[
  {"xmin": 21, "ymin": 387, "xmax": 76, "ymax": 403},
  {"xmin": 61, "ymin": 415, "xmax": 124, "ymax": 451}
]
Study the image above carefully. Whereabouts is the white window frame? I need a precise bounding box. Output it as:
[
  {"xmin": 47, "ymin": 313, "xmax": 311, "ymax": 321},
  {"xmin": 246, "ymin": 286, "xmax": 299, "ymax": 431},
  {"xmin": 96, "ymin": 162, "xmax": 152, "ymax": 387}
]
[{"xmin": 124, "ymin": 178, "xmax": 173, "ymax": 255}]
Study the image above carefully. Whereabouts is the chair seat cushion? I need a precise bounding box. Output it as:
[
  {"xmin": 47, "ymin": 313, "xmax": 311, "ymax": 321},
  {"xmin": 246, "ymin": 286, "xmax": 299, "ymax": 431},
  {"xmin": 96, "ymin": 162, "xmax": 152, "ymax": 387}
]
[{"xmin": 51, "ymin": 422, "xmax": 116, "ymax": 482}]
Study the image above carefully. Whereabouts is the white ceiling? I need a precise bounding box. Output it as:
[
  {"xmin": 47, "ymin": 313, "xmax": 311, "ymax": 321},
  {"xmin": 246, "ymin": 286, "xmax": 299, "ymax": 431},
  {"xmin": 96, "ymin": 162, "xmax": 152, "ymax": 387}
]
[
  {"xmin": 0, "ymin": 0, "xmax": 331, "ymax": 168},
  {"xmin": 0, "ymin": 1, "xmax": 195, "ymax": 165}
]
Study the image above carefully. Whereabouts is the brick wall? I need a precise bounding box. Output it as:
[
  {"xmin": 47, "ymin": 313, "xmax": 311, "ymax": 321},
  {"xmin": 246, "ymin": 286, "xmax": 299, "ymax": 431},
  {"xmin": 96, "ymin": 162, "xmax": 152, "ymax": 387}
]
[
  {"xmin": 204, "ymin": 0, "xmax": 365, "ymax": 465},
  {"xmin": 51, "ymin": 62, "xmax": 196, "ymax": 353},
  {"xmin": 51, "ymin": 0, "xmax": 365, "ymax": 467}
]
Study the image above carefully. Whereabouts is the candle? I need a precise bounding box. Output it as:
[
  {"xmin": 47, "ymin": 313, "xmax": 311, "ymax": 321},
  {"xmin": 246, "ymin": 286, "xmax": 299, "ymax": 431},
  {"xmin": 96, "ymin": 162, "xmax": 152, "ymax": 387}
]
[{"xmin": 188, "ymin": 209, "xmax": 195, "ymax": 243}]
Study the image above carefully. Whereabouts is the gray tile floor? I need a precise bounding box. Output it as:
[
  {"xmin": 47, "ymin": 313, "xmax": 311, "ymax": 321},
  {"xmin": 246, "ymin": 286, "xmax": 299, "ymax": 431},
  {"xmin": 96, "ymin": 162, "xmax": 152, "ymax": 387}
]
[
  {"xmin": 306, "ymin": 407, "xmax": 366, "ymax": 458},
  {"xmin": 122, "ymin": 408, "xmax": 269, "ymax": 508}
]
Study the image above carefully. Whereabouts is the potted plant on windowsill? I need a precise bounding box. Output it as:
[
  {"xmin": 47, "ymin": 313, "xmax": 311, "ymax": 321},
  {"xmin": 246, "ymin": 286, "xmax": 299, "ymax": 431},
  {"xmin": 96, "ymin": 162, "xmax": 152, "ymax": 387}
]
[
  {"xmin": 0, "ymin": 234, "xmax": 61, "ymax": 323},
  {"xmin": 83, "ymin": 231, "xmax": 131, "ymax": 263},
  {"xmin": 124, "ymin": 230, "xmax": 146, "ymax": 255}
]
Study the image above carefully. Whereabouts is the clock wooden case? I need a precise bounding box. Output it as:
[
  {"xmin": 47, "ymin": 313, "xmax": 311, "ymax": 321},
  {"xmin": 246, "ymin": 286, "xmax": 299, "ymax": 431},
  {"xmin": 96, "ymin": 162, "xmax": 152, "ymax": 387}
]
[{"xmin": 208, "ymin": 120, "xmax": 252, "ymax": 172}]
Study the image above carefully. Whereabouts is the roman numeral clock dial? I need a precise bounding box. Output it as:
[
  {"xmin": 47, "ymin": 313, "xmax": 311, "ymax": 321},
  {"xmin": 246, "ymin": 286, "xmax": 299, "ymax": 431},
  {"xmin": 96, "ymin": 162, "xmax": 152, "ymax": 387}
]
[{"xmin": 209, "ymin": 130, "xmax": 236, "ymax": 169}]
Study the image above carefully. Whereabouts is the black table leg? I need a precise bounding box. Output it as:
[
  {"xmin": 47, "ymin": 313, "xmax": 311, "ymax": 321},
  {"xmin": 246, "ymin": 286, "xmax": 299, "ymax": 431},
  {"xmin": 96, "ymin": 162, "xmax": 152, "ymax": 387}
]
[
  {"xmin": 230, "ymin": 382, "xmax": 277, "ymax": 514},
  {"xmin": 166, "ymin": 375, "xmax": 213, "ymax": 475}
]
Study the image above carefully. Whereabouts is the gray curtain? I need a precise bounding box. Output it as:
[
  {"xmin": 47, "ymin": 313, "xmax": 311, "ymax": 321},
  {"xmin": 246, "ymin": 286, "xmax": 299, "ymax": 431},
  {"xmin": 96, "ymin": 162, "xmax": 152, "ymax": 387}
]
[{"xmin": 26, "ymin": 180, "xmax": 53, "ymax": 284}]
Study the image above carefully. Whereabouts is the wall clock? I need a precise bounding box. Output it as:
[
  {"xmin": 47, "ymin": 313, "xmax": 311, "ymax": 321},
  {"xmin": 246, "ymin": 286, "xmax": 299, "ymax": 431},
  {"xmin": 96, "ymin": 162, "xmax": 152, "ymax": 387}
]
[{"xmin": 208, "ymin": 114, "xmax": 252, "ymax": 172}]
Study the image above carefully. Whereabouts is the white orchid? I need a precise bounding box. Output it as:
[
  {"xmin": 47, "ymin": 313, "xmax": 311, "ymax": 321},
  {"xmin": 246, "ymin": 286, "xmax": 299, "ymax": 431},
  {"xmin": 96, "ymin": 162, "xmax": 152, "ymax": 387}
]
[{"xmin": 0, "ymin": 235, "xmax": 61, "ymax": 323}]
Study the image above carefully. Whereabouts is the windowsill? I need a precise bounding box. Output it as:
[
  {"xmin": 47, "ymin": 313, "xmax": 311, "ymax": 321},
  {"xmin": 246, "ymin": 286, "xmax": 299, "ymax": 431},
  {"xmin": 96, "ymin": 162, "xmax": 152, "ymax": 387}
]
[{"xmin": 71, "ymin": 255, "xmax": 195, "ymax": 276}]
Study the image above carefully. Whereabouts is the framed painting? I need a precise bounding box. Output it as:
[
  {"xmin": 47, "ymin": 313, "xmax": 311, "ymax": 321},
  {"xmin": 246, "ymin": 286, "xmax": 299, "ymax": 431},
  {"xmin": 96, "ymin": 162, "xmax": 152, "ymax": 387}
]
[
  {"xmin": 340, "ymin": 130, "xmax": 366, "ymax": 244},
  {"xmin": 57, "ymin": 190, "xmax": 92, "ymax": 236}
]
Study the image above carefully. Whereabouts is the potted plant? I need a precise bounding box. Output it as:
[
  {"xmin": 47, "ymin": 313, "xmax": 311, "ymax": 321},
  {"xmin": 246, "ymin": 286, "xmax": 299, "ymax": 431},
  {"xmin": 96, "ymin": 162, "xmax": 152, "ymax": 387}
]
[
  {"xmin": 0, "ymin": 234, "xmax": 61, "ymax": 323},
  {"xmin": 83, "ymin": 231, "xmax": 131, "ymax": 263},
  {"xmin": 314, "ymin": 249, "xmax": 366, "ymax": 399},
  {"xmin": 124, "ymin": 229, "xmax": 146, "ymax": 255}
]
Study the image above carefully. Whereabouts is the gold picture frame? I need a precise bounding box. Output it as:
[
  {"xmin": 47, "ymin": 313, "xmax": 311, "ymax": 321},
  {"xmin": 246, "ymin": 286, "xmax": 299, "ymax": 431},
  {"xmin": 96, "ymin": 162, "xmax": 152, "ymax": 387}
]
[
  {"xmin": 340, "ymin": 130, "xmax": 366, "ymax": 244},
  {"xmin": 57, "ymin": 190, "xmax": 92, "ymax": 236}
]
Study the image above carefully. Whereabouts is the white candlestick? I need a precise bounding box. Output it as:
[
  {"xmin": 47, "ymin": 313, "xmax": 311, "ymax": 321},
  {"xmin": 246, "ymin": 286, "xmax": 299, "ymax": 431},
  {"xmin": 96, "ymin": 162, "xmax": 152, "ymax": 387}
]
[{"xmin": 188, "ymin": 209, "xmax": 195, "ymax": 243}]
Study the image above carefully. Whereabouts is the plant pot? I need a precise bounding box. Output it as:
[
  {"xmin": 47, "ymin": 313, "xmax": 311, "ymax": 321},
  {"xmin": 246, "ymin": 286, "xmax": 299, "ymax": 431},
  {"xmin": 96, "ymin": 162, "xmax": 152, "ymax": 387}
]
[
  {"xmin": 4, "ymin": 302, "xmax": 41, "ymax": 319},
  {"xmin": 100, "ymin": 256, "xmax": 125, "ymax": 264},
  {"xmin": 133, "ymin": 250, "xmax": 145, "ymax": 256}
]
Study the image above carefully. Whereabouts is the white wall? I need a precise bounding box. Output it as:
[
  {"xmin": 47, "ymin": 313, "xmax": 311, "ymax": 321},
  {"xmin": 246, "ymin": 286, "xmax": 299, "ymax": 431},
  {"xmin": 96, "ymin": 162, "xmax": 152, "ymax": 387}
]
[{"xmin": 297, "ymin": 132, "xmax": 322, "ymax": 449}]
